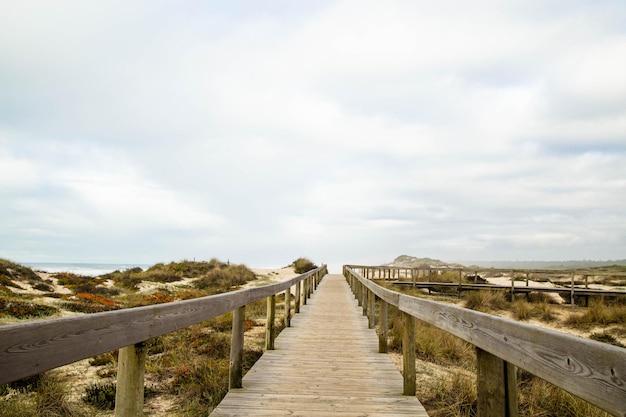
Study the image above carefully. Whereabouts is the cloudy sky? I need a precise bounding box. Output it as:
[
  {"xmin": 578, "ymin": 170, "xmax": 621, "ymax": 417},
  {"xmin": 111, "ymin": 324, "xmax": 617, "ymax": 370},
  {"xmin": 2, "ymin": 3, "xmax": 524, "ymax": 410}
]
[{"xmin": 1, "ymin": 1, "xmax": 625, "ymax": 271}]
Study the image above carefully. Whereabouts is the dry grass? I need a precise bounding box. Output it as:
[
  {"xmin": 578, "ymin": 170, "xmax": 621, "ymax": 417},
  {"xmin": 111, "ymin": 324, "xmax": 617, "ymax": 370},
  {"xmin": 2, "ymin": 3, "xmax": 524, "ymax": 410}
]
[
  {"xmin": 463, "ymin": 290, "xmax": 509, "ymax": 312},
  {"xmin": 422, "ymin": 372, "xmax": 477, "ymax": 417},
  {"xmin": 388, "ymin": 278, "xmax": 625, "ymax": 417},
  {"xmin": 0, "ymin": 258, "xmax": 277, "ymax": 416},
  {"xmin": 565, "ymin": 299, "xmax": 626, "ymax": 329},
  {"xmin": 0, "ymin": 372, "xmax": 87, "ymax": 417},
  {"xmin": 518, "ymin": 371, "xmax": 611, "ymax": 417}
]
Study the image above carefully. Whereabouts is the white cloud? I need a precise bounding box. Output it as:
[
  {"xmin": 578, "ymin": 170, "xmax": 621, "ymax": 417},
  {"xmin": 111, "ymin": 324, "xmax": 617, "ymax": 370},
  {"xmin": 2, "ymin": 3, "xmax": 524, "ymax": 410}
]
[{"xmin": 1, "ymin": 0, "xmax": 625, "ymax": 266}]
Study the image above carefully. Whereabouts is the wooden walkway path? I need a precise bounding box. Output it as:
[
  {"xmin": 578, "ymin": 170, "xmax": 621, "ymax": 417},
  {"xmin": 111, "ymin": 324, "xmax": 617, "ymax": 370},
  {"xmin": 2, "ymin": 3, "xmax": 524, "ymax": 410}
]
[{"xmin": 210, "ymin": 274, "xmax": 428, "ymax": 416}]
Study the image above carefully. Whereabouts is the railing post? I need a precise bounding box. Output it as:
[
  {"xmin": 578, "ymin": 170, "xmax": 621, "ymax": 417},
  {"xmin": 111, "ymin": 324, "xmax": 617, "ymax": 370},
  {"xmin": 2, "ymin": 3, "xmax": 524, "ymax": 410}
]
[
  {"xmin": 378, "ymin": 297, "xmax": 388, "ymax": 353},
  {"xmin": 402, "ymin": 311, "xmax": 416, "ymax": 395},
  {"xmin": 229, "ymin": 306, "xmax": 245, "ymax": 389},
  {"xmin": 266, "ymin": 295, "xmax": 276, "ymax": 350},
  {"xmin": 285, "ymin": 287, "xmax": 291, "ymax": 327},
  {"xmin": 303, "ymin": 277, "xmax": 308, "ymax": 305},
  {"xmin": 477, "ymin": 348, "xmax": 518, "ymax": 417},
  {"xmin": 115, "ymin": 342, "xmax": 147, "ymax": 417},
  {"xmin": 368, "ymin": 289, "xmax": 376, "ymax": 329},
  {"xmin": 362, "ymin": 287, "xmax": 368, "ymax": 316},
  {"xmin": 295, "ymin": 281, "xmax": 301, "ymax": 313},
  {"xmin": 570, "ymin": 272, "xmax": 575, "ymax": 307},
  {"xmin": 510, "ymin": 270, "xmax": 515, "ymax": 300}
]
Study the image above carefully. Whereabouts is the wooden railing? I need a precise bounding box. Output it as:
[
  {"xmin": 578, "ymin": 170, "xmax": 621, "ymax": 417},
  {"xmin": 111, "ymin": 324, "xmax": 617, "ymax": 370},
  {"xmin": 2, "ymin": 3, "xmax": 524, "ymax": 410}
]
[
  {"xmin": 351, "ymin": 264, "xmax": 626, "ymax": 305},
  {"xmin": 343, "ymin": 265, "xmax": 626, "ymax": 417},
  {"xmin": 0, "ymin": 265, "xmax": 327, "ymax": 416}
]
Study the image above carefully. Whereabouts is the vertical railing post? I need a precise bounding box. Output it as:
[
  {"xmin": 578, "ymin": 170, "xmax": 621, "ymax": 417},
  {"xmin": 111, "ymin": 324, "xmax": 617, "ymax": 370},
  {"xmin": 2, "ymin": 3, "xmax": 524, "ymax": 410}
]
[
  {"xmin": 378, "ymin": 297, "xmax": 388, "ymax": 353},
  {"xmin": 229, "ymin": 306, "xmax": 245, "ymax": 389},
  {"xmin": 266, "ymin": 295, "xmax": 276, "ymax": 350},
  {"xmin": 295, "ymin": 281, "xmax": 301, "ymax": 313},
  {"xmin": 570, "ymin": 272, "xmax": 575, "ymax": 307},
  {"xmin": 115, "ymin": 342, "xmax": 147, "ymax": 417},
  {"xmin": 285, "ymin": 287, "xmax": 291, "ymax": 327},
  {"xmin": 510, "ymin": 270, "xmax": 515, "ymax": 300},
  {"xmin": 368, "ymin": 289, "xmax": 376, "ymax": 329},
  {"xmin": 477, "ymin": 348, "xmax": 518, "ymax": 417},
  {"xmin": 363, "ymin": 287, "xmax": 368, "ymax": 316},
  {"xmin": 402, "ymin": 311, "xmax": 416, "ymax": 396}
]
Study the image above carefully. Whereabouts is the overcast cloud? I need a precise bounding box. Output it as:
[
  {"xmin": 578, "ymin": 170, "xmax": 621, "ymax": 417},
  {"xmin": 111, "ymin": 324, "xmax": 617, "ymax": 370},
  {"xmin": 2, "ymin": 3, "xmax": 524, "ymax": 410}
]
[{"xmin": 1, "ymin": 0, "xmax": 625, "ymax": 271}]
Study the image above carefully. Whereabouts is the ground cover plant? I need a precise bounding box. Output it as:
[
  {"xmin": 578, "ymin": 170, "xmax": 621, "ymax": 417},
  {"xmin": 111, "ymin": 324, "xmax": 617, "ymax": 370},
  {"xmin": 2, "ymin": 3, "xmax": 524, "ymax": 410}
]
[
  {"xmin": 381, "ymin": 269, "xmax": 624, "ymax": 417},
  {"xmin": 0, "ymin": 258, "xmax": 302, "ymax": 416},
  {"xmin": 292, "ymin": 257, "xmax": 317, "ymax": 274}
]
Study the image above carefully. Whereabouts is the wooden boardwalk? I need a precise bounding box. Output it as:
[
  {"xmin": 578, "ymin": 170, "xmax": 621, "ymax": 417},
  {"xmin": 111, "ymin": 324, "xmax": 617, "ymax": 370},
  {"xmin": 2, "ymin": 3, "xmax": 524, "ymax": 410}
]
[{"xmin": 210, "ymin": 274, "xmax": 428, "ymax": 417}]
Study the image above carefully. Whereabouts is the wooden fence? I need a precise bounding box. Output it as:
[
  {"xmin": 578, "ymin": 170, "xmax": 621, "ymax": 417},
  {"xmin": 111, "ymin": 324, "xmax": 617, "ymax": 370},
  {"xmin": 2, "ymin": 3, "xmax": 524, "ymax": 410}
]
[
  {"xmin": 0, "ymin": 265, "xmax": 327, "ymax": 416},
  {"xmin": 352, "ymin": 264, "xmax": 626, "ymax": 305},
  {"xmin": 344, "ymin": 265, "xmax": 626, "ymax": 417}
]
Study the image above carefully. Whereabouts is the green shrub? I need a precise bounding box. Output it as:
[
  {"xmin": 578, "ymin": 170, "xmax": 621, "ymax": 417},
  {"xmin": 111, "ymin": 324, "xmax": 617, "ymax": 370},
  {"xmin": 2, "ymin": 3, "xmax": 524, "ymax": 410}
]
[
  {"xmin": 0, "ymin": 259, "xmax": 41, "ymax": 283},
  {"xmin": 32, "ymin": 282, "xmax": 54, "ymax": 292},
  {"xmin": 0, "ymin": 372, "xmax": 86, "ymax": 417},
  {"xmin": 193, "ymin": 264, "xmax": 255, "ymax": 292},
  {"xmin": 83, "ymin": 382, "xmax": 116, "ymax": 410},
  {"xmin": 292, "ymin": 257, "xmax": 317, "ymax": 274},
  {"xmin": 0, "ymin": 298, "xmax": 59, "ymax": 319},
  {"xmin": 89, "ymin": 352, "xmax": 116, "ymax": 367},
  {"xmin": 589, "ymin": 331, "xmax": 625, "ymax": 348},
  {"xmin": 59, "ymin": 301, "xmax": 115, "ymax": 314}
]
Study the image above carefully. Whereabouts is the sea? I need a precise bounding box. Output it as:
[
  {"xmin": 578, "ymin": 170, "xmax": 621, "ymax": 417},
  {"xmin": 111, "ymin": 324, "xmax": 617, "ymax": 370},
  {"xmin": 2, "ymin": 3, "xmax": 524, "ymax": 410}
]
[{"xmin": 23, "ymin": 262, "xmax": 152, "ymax": 277}]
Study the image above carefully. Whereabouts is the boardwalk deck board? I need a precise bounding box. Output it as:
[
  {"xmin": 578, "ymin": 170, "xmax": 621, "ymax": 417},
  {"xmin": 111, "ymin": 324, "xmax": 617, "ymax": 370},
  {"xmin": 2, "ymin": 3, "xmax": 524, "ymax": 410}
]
[{"xmin": 210, "ymin": 274, "xmax": 428, "ymax": 417}]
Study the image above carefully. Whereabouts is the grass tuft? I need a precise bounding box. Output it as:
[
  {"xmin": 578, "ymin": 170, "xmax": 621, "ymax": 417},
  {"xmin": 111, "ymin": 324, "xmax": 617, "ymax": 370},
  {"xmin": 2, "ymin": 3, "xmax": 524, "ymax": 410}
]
[
  {"xmin": 292, "ymin": 258, "xmax": 317, "ymax": 274},
  {"xmin": 463, "ymin": 290, "xmax": 509, "ymax": 312}
]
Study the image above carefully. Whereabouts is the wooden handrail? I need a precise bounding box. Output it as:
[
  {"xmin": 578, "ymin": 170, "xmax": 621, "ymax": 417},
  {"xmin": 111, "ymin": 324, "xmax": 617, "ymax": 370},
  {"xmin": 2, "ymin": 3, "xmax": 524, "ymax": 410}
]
[
  {"xmin": 344, "ymin": 265, "xmax": 626, "ymax": 417},
  {"xmin": 0, "ymin": 265, "xmax": 327, "ymax": 385}
]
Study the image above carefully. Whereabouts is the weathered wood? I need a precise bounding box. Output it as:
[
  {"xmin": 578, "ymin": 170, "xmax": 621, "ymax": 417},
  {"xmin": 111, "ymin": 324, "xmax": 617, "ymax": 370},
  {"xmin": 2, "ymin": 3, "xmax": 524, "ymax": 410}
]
[
  {"xmin": 284, "ymin": 288, "xmax": 291, "ymax": 327},
  {"xmin": 378, "ymin": 297, "xmax": 388, "ymax": 353},
  {"xmin": 115, "ymin": 342, "xmax": 146, "ymax": 417},
  {"xmin": 343, "ymin": 267, "xmax": 626, "ymax": 416},
  {"xmin": 363, "ymin": 286, "xmax": 368, "ymax": 316},
  {"xmin": 368, "ymin": 289, "xmax": 376, "ymax": 329},
  {"xmin": 266, "ymin": 295, "xmax": 276, "ymax": 350},
  {"xmin": 230, "ymin": 306, "xmax": 245, "ymax": 389},
  {"xmin": 211, "ymin": 274, "xmax": 428, "ymax": 416},
  {"xmin": 295, "ymin": 281, "xmax": 301, "ymax": 313},
  {"xmin": 402, "ymin": 311, "xmax": 416, "ymax": 396},
  {"xmin": 0, "ymin": 266, "xmax": 326, "ymax": 384},
  {"xmin": 391, "ymin": 281, "xmax": 626, "ymax": 297},
  {"xmin": 477, "ymin": 348, "xmax": 518, "ymax": 417}
]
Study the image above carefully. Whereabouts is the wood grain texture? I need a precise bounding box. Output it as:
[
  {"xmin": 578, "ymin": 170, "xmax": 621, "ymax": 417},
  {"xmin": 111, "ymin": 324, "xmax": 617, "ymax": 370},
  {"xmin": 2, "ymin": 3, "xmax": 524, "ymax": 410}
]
[
  {"xmin": 0, "ymin": 266, "xmax": 326, "ymax": 384},
  {"xmin": 345, "ymin": 266, "xmax": 626, "ymax": 417},
  {"xmin": 210, "ymin": 274, "xmax": 428, "ymax": 417}
]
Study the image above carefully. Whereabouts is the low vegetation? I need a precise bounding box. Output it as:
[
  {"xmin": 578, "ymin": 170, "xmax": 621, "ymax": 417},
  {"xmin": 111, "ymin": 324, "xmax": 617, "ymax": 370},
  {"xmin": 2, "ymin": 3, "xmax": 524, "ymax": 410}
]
[
  {"xmin": 0, "ymin": 257, "xmax": 308, "ymax": 416},
  {"xmin": 292, "ymin": 257, "xmax": 317, "ymax": 274},
  {"xmin": 383, "ymin": 269, "xmax": 624, "ymax": 417}
]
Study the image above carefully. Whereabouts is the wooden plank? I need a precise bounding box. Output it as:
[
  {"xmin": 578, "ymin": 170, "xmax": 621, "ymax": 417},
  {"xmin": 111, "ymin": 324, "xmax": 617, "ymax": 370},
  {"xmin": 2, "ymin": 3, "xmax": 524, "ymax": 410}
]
[
  {"xmin": 211, "ymin": 274, "xmax": 428, "ymax": 417},
  {"xmin": 476, "ymin": 348, "xmax": 518, "ymax": 417}
]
